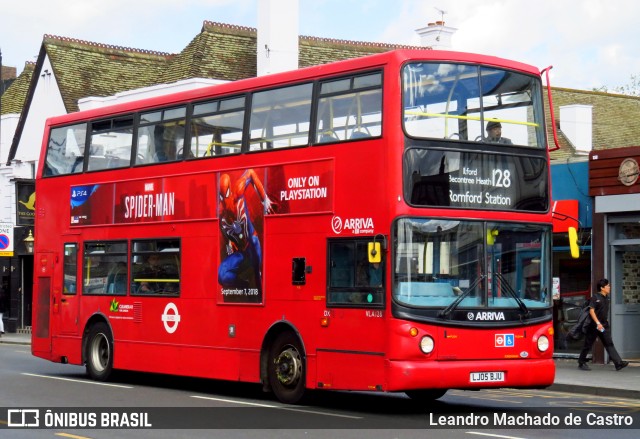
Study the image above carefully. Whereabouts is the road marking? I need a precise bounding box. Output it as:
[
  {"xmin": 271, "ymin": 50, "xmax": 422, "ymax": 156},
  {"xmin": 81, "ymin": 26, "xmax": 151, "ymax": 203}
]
[
  {"xmin": 280, "ymin": 407, "xmax": 362, "ymax": 419},
  {"xmin": 21, "ymin": 373, "xmax": 133, "ymax": 388},
  {"xmin": 466, "ymin": 432, "xmax": 527, "ymax": 439},
  {"xmin": 452, "ymin": 392, "xmax": 522, "ymax": 404},
  {"xmin": 55, "ymin": 433, "xmax": 93, "ymax": 439},
  {"xmin": 190, "ymin": 395, "xmax": 279, "ymax": 408},
  {"xmin": 190, "ymin": 395, "xmax": 362, "ymax": 419}
]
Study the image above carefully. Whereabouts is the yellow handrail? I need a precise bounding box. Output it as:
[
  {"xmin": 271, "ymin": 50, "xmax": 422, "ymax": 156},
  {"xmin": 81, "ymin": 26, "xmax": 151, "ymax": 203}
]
[{"xmin": 404, "ymin": 110, "xmax": 539, "ymax": 128}]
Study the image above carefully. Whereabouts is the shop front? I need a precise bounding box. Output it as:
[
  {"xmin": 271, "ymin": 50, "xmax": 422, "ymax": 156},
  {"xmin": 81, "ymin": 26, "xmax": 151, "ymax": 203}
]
[{"xmin": 590, "ymin": 146, "xmax": 640, "ymax": 362}]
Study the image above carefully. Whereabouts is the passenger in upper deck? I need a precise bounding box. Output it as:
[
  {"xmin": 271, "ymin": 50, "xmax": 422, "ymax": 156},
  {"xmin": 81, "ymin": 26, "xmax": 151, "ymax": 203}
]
[{"xmin": 485, "ymin": 121, "xmax": 513, "ymax": 145}]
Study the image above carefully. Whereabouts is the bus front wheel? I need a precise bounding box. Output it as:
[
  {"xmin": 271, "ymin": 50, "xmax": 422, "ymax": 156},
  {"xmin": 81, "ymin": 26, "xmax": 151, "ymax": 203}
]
[
  {"xmin": 268, "ymin": 332, "xmax": 305, "ymax": 404},
  {"xmin": 85, "ymin": 322, "xmax": 114, "ymax": 381}
]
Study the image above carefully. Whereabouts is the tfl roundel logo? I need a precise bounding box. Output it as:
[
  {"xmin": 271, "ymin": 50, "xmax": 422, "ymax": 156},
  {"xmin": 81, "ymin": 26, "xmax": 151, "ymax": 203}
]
[
  {"xmin": 495, "ymin": 333, "xmax": 515, "ymax": 348},
  {"xmin": 331, "ymin": 216, "xmax": 343, "ymax": 234}
]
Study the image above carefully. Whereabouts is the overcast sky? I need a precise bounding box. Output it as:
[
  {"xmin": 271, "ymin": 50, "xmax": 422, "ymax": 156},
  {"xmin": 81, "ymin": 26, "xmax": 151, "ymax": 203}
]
[{"xmin": 2, "ymin": 0, "xmax": 639, "ymax": 92}]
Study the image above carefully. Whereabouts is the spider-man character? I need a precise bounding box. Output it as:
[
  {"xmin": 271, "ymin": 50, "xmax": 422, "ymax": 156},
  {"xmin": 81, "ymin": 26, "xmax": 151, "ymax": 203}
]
[{"xmin": 218, "ymin": 169, "xmax": 275, "ymax": 297}]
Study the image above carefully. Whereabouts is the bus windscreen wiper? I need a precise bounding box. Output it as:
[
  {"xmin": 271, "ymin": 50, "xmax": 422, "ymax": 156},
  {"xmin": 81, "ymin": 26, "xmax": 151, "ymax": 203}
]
[
  {"xmin": 439, "ymin": 275, "xmax": 485, "ymax": 319},
  {"xmin": 494, "ymin": 272, "xmax": 530, "ymax": 319}
]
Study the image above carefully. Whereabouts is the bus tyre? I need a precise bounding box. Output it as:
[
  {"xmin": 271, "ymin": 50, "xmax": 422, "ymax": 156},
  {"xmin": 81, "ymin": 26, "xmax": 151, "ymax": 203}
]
[
  {"xmin": 405, "ymin": 389, "xmax": 448, "ymax": 402},
  {"xmin": 85, "ymin": 322, "xmax": 114, "ymax": 381},
  {"xmin": 268, "ymin": 332, "xmax": 305, "ymax": 404}
]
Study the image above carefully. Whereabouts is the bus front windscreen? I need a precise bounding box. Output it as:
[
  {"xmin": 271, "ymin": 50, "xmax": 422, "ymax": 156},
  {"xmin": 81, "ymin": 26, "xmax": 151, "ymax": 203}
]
[{"xmin": 393, "ymin": 218, "xmax": 552, "ymax": 312}]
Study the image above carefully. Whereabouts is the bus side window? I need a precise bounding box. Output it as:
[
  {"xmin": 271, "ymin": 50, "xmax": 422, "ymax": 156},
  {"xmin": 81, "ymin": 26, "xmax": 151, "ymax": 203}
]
[
  {"xmin": 136, "ymin": 107, "xmax": 186, "ymax": 165},
  {"xmin": 87, "ymin": 118, "xmax": 133, "ymax": 172},
  {"xmin": 44, "ymin": 124, "xmax": 87, "ymax": 176},
  {"xmin": 249, "ymin": 83, "xmax": 312, "ymax": 151},
  {"xmin": 191, "ymin": 97, "xmax": 245, "ymax": 158},
  {"xmin": 327, "ymin": 239, "xmax": 384, "ymax": 307},
  {"xmin": 315, "ymin": 72, "xmax": 382, "ymax": 145},
  {"xmin": 63, "ymin": 243, "xmax": 78, "ymax": 294},
  {"xmin": 83, "ymin": 241, "xmax": 127, "ymax": 295},
  {"xmin": 131, "ymin": 239, "xmax": 181, "ymax": 296}
]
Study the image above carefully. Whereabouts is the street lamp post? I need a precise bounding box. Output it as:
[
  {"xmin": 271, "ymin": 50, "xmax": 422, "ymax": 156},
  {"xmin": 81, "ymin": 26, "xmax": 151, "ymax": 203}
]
[{"xmin": 23, "ymin": 230, "xmax": 34, "ymax": 254}]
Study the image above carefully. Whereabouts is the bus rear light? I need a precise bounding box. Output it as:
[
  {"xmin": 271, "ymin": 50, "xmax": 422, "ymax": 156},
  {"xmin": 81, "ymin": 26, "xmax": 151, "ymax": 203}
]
[
  {"xmin": 419, "ymin": 336, "xmax": 434, "ymax": 354},
  {"xmin": 537, "ymin": 335, "xmax": 549, "ymax": 352},
  {"xmin": 409, "ymin": 327, "xmax": 419, "ymax": 337},
  {"xmin": 320, "ymin": 317, "xmax": 329, "ymax": 327}
]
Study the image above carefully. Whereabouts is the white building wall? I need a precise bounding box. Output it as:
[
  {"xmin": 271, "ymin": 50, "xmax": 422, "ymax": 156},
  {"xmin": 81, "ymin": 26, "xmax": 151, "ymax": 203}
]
[
  {"xmin": 0, "ymin": 114, "xmax": 20, "ymax": 223},
  {"xmin": 1, "ymin": 113, "xmax": 19, "ymax": 165},
  {"xmin": 14, "ymin": 55, "xmax": 67, "ymax": 164},
  {"xmin": 1, "ymin": 54, "xmax": 66, "ymax": 225}
]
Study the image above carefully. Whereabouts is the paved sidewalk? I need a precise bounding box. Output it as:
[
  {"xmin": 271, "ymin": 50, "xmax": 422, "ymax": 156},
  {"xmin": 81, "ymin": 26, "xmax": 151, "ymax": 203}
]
[
  {"xmin": 0, "ymin": 332, "xmax": 31, "ymax": 345},
  {"xmin": 2, "ymin": 332, "xmax": 638, "ymax": 400},
  {"xmin": 551, "ymin": 357, "xmax": 640, "ymax": 399}
]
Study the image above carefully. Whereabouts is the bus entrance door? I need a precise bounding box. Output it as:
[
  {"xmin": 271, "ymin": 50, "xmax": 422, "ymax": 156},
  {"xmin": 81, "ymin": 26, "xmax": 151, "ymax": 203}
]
[
  {"xmin": 56, "ymin": 243, "xmax": 80, "ymax": 336},
  {"xmin": 32, "ymin": 253, "xmax": 54, "ymax": 357}
]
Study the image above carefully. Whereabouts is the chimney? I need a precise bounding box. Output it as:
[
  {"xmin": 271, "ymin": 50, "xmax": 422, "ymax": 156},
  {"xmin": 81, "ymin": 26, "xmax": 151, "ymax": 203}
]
[
  {"xmin": 559, "ymin": 104, "xmax": 592, "ymax": 153},
  {"xmin": 257, "ymin": 0, "xmax": 299, "ymax": 76},
  {"xmin": 415, "ymin": 21, "xmax": 457, "ymax": 49}
]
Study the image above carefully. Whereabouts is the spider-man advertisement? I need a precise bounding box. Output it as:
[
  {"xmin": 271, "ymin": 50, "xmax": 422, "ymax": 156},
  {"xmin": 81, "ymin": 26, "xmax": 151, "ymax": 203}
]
[{"xmin": 216, "ymin": 161, "xmax": 334, "ymax": 303}]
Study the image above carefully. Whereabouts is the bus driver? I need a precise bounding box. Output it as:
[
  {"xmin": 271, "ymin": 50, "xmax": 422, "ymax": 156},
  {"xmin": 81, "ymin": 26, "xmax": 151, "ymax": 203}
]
[{"xmin": 485, "ymin": 121, "xmax": 513, "ymax": 144}]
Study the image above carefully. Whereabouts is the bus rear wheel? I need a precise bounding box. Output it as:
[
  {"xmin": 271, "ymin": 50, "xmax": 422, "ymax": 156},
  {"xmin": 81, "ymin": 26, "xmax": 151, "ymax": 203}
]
[
  {"xmin": 268, "ymin": 332, "xmax": 305, "ymax": 404},
  {"xmin": 405, "ymin": 389, "xmax": 448, "ymax": 402},
  {"xmin": 85, "ymin": 322, "xmax": 114, "ymax": 381}
]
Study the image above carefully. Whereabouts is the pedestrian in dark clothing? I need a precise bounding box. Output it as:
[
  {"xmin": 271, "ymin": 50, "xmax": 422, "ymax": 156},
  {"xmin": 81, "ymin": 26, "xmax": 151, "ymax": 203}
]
[{"xmin": 578, "ymin": 278, "xmax": 629, "ymax": 371}]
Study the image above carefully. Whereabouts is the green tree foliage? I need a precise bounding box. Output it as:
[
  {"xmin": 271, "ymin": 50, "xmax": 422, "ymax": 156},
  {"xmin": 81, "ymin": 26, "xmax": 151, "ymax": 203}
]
[{"xmin": 595, "ymin": 74, "xmax": 640, "ymax": 96}]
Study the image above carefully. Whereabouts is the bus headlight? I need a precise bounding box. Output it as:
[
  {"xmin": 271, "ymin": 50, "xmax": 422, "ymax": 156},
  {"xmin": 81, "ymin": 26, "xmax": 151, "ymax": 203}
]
[
  {"xmin": 537, "ymin": 335, "xmax": 549, "ymax": 352},
  {"xmin": 420, "ymin": 336, "xmax": 435, "ymax": 354}
]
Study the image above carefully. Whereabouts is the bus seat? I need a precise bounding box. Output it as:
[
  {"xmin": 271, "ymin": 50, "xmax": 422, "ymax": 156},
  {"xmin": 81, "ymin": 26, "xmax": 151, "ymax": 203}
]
[
  {"xmin": 350, "ymin": 130, "xmax": 370, "ymax": 140},
  {"xmin": 106, "ymin": 264, "xmax": 127, "ymax": 294},
  {"xmin": 318, "ymin": 131, "xmax": 338, "ymax": 143}
]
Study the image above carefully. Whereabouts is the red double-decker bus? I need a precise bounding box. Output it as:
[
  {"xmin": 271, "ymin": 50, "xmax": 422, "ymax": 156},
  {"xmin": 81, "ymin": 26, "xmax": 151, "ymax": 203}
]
[{"xmin": 32, "ymin": 49, "xmax": 555, "ymax": 404}]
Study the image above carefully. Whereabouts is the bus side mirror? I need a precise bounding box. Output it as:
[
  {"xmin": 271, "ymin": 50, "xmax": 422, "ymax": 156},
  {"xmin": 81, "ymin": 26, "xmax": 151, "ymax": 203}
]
[
  {"xmin": 568, "ymin": 226, "xmax": 580, "ymax": 259},
  {"xmin": 368, "ymin": 242, "xmax": 381, "ymax": 263}
]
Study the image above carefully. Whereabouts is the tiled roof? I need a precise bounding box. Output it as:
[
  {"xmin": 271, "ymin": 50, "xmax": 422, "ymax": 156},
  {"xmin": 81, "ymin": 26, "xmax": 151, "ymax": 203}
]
[
  {"xmin": 1, "ymin": 62, "xmax": 34, "ymax": 115},
  {"xmin": 158, "ymin": 21, "xmax": 422, "ymax": 83},
  {"xmin": 160, "ymin": 22, "xmax": 256, "ymax": 83},
  {"xmin": 5, "ymin": 22, "xmax": 423, "ymax": 115},
  {"xmin": 42, "ymin": 35, "xmax": 173, "ymax": 113},
  {"xmin": 548, "ymin": 87, "xmax": 640, "ymax": 161},
  {"xmin": 299, "ymin": 33, "xmax": 418, "ymax": 66}
]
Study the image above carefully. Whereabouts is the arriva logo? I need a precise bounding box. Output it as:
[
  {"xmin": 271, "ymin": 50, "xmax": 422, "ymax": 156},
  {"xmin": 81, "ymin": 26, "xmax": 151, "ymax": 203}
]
[
  {"xmin": 331, "ymin": 215, "xmax": 374, "ymax": 235},
  {"xmin": 331, "ymin": 216, "xmax": 343, "ymax": 234},
  {"xmin": 467, "ymin": 311, "xmax": 506, "ymax": 321}
]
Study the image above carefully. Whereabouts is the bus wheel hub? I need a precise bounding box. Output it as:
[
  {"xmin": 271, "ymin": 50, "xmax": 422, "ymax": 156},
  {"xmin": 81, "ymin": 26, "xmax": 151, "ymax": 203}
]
[{"xmin": 275, "ymin": 348, "xmax": 301, "ymax": 386}]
